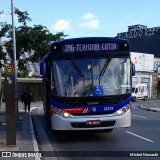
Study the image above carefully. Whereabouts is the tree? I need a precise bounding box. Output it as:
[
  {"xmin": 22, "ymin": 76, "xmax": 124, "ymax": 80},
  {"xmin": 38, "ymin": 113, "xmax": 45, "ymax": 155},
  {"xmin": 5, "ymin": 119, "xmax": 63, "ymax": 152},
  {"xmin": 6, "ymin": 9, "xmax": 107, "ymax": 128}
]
[
  {"xmin": 0, "ymin": 22, "xmax": 11, "ymax": 65},
  {"xmin": 0, "ymin": 8, "xmax": 67, "ymax": 72},
  {"xmin": 14, "ymin": 8, "xmax": 31, "ymax": 26},
  {"xmin": 28, "ymin": 26, "xmax": 66, "ymax": 62}
]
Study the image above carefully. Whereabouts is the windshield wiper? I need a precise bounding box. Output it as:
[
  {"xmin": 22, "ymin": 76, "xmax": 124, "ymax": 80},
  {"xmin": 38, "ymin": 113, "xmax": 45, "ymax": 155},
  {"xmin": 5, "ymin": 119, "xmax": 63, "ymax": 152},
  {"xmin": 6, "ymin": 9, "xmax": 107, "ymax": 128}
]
[
  {"xmin": 100, "ymin": 55, "xmax": 112, "ymax": 76},
  {"xmin": 71, "ymin": 59, "xmax": 84, "ymax": 77}
]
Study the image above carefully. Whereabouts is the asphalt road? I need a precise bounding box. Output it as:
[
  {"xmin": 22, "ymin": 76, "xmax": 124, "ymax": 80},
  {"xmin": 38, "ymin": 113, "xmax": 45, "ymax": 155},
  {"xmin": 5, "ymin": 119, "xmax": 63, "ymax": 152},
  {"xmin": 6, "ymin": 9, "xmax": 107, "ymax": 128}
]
[{"xmin": 31, "ymin": 101, "xmax": 160, "ymax": 160}]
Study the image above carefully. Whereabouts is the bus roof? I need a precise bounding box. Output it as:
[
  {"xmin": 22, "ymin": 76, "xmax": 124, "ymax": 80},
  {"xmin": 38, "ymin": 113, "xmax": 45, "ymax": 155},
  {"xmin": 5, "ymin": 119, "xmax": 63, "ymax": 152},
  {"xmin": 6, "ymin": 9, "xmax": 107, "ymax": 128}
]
[
  {"xmin": 50, "ymin": 37, "xmax": 129, "ymax": 46},
  {"xmin": 43, "ymin": 37, "xmax": 130, "ymax": 60}
]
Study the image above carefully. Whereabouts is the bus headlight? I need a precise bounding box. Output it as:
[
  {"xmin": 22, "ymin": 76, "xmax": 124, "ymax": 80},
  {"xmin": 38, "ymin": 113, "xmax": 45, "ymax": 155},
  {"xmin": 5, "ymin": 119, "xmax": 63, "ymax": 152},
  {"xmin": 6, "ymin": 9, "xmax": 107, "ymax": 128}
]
[
  {"xmin": 63, "ymin": 112, "xmax": 69, "ymax": 118},
  {"xmin": 115, "ymin": 104, "xmax": 131, "ymax": 116},
  {"xmin": 53, "ymin": 107, "xmax": 72, "ymax": 118},
  {"xmin": 116, "ymin": 109, "xmax": 123, "ymax": 115}
]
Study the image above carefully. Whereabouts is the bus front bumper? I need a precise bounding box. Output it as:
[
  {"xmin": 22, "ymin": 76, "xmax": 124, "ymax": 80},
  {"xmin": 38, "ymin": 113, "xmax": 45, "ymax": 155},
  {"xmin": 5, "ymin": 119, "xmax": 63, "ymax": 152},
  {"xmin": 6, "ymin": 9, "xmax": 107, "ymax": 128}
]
[{"xmin": 51, "ymin": 109, "xmax": 131, "ymax": 131}]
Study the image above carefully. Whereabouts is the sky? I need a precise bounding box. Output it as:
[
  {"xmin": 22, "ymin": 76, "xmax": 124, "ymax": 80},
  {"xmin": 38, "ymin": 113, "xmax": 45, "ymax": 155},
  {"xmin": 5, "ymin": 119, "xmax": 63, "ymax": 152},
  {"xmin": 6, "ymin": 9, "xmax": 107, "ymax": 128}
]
[{"xmin": 1, "ymin": 0, "xmax": 160, "ymax": 38}]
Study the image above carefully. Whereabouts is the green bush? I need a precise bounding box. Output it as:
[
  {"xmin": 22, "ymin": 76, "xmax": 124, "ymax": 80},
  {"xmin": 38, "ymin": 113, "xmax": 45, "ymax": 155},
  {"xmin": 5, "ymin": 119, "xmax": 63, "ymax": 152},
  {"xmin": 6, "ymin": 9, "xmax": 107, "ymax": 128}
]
[
  {"xmin": 17, "ymin": 71, "xmax": 29, "ymax": 78},
  {"xmin": 1, "ymin": 72, "xmax": 5, "ymax": 77}
]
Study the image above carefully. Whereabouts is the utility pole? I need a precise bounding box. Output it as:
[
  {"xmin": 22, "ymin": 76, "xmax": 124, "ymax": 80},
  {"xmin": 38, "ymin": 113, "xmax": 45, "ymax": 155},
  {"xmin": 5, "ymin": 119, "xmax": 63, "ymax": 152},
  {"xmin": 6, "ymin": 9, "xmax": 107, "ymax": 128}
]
[
  {"xmin": 0, "ymin": 11, "xmax": 2, "ymax": 108},
  {"xmin": 5, "ymin": 0, "xmax": 17, "ymax": 145},
  {"xmin": 11, "ymin": 0, "xmax": 18, "ymax": 112},
  {"xmin": 0, "ymin": 68, "xmax": 2, "ymax": 107}
]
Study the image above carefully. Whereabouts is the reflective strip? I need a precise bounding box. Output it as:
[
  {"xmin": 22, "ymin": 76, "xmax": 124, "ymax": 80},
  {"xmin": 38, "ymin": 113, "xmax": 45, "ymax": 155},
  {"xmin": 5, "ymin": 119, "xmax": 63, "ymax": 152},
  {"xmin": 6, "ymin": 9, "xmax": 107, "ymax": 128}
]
[{"xmin": 62, "ymin": 108, "xmax": 84, "ymax": 114}]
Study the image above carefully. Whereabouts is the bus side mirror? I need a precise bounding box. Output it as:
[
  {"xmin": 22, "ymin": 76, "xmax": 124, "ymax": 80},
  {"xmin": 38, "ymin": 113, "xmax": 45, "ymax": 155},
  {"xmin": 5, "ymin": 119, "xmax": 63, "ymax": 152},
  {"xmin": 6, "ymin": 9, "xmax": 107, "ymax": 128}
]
[
  {"xmin": 132, "ymin": 63, "xmax": 135, "ymax": 76},
  {"xmin": 40, "ymin": 62, "xmax": 44, "ymax": 75}
]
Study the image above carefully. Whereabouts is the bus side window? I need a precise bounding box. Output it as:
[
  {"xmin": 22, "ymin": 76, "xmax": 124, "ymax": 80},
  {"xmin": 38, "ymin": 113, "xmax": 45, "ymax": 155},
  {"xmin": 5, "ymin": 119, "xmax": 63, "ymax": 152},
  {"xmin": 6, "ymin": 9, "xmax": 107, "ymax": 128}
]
[{"xmin": 135, "ymin": 88, "xmax": 138, "ymax": 93}]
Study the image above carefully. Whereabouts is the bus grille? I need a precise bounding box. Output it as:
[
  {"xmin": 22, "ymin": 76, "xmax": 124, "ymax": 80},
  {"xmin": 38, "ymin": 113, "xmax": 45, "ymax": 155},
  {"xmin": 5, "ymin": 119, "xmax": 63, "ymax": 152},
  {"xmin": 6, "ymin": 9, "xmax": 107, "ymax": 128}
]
[
  {"xmin": 71, "ymin": 121, "xmax": 116, "ymax": 128},
  {"xmin": 71, "ymin": 112, "xmax": 115, "ymax": 116},
  {"xmin": 53, "ymin": 94, "xmax": 131, "ymax": 106},
  {"xmin": 68, "ymin": 98, "xmax": 120, "ymax": 106}
]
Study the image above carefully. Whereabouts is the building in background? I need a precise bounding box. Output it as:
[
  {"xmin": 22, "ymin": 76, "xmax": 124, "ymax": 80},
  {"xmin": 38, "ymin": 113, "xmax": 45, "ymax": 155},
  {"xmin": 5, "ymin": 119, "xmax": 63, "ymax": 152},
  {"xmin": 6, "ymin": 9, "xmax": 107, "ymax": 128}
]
[
  {"xmin": 19, "ymin": 52, "xmax": 40, "ymax": 77},
  {"xmin": 131, "ymin": 52, "xmax": 154, "ymax": 98},
  {"xmin": 117, "ymin": 24, "xmax": 160, "ymax": 98},
  {"xmin": 117, "ymin": 24, "xmax": 160, "ymax": 57}
]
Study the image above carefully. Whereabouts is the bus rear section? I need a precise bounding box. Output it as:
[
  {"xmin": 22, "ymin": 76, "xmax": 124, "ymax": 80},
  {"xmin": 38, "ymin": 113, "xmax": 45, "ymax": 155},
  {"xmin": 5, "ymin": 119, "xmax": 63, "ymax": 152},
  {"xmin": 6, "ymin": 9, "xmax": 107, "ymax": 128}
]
[{"xmin": 40, "ymin": 37, "xmax": 134, "ymax": 131}]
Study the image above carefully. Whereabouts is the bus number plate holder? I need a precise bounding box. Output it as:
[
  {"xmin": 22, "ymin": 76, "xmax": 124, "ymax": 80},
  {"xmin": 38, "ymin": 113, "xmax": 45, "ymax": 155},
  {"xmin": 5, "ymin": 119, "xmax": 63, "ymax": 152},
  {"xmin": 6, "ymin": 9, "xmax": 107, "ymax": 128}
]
[{"xmin": 86, "ymin": 120, "xmax": 100, "ymax": 125}]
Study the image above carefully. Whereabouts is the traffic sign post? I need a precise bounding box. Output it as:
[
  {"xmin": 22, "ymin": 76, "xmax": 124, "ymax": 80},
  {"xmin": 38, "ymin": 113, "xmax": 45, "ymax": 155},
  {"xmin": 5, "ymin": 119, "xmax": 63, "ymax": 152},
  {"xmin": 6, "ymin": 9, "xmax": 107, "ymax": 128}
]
[{"xmin": 4, "ymin": 64, "xmax": 16, "ymax": 145}]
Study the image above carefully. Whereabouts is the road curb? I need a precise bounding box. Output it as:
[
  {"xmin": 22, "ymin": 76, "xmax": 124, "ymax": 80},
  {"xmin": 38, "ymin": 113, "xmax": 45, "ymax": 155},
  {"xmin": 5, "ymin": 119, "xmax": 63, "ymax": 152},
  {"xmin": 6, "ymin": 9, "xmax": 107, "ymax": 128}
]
[
  {"xmin": 138, "ymin": 105, "xmax": 160, "ymax": 112},
  {"xmin": 29, "ymin": 114, "xmax": 41, "ymax": 160},
  {"xmin": 31, "ymin": 108, "xmax": 59, "ymax": 160}
]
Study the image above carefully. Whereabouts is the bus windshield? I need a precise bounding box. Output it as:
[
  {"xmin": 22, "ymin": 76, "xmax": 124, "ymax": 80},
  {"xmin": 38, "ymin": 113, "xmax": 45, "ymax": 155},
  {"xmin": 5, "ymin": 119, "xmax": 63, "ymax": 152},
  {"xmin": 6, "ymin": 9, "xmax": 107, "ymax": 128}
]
[{"xmin": 51, "ymin": 57, "xmax": 131, "ymax": 97}]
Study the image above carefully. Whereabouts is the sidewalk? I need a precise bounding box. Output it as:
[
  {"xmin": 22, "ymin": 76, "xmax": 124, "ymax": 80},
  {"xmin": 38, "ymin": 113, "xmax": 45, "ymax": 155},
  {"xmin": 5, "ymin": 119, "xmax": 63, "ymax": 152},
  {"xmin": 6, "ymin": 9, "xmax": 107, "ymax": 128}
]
[
  {"xmin": 138, "ymin": 99, "xmax": 160, "ymax": 112},
  {"xmin": 0, "ymin": 102, "xmax": 40, "ymax": 160}
]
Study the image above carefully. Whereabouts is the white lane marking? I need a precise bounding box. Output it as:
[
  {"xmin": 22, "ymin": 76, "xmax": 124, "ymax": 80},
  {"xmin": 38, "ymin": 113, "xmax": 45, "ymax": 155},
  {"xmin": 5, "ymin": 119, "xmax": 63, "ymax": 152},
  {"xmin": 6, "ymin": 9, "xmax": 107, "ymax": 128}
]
[
  {"xmin": 132, "ymin": 115, "xmax": 146, "ymax": 118},
  {"xmin": 126, "ymin": 131, "xmax": 154, "ymax": 143}
]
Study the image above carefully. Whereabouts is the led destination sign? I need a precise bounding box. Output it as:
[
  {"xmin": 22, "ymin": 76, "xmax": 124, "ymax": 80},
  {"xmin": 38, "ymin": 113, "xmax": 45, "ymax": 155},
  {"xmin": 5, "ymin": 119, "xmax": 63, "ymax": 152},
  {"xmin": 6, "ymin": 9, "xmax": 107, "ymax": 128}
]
[{"xmin": 63, "ymin": 43, "xmax": 119, "ymax": 52}]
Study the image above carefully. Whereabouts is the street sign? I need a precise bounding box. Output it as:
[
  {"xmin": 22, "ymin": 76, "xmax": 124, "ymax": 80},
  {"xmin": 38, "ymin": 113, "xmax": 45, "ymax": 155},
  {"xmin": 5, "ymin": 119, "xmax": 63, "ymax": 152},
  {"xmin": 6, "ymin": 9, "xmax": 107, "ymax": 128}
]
[{"xmin": 5, "ymin": 65, "xmax": 14, "ymax": 74}]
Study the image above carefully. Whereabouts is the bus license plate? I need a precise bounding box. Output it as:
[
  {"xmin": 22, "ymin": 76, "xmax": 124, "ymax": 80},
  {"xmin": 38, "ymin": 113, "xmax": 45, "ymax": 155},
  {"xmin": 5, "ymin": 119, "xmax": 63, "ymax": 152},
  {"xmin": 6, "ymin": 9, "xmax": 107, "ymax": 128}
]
[{"xmin": 86, "ymin": 120, "xmax": 100, "ymax": 125}]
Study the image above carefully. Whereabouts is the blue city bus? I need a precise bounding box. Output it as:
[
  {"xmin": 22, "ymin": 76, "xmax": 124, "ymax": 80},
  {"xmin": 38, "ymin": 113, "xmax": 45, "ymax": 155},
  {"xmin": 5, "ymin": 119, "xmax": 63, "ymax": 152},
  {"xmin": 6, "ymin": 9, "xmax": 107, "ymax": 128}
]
[{"xmin": 40, "ymin": 37, "xmax": 135, "ymax": 132}]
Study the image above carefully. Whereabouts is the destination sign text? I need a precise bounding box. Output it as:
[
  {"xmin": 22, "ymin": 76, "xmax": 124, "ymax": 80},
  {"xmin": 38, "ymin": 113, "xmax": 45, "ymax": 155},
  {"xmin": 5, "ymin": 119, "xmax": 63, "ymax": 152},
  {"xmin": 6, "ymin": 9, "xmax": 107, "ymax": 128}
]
[{"xmin": 63, "ymin": 43, "xmax": 118, "ymax": 52}]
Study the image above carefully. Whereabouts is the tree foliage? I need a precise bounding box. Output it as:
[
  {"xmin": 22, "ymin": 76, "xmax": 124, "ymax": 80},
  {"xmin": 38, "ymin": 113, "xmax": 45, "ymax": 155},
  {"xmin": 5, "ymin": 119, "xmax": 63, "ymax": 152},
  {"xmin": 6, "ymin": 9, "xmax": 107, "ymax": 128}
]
[
  {"xmin": 0, "ymin": 22, "xmax": 12, "ymax": 65},
  {"xmin": 14, "ymin": 8, "xmax": 32, "ymax": 26},
  {"xmin": 0, "ymin": 8, "xmax": 67, "ymax": 70}
]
